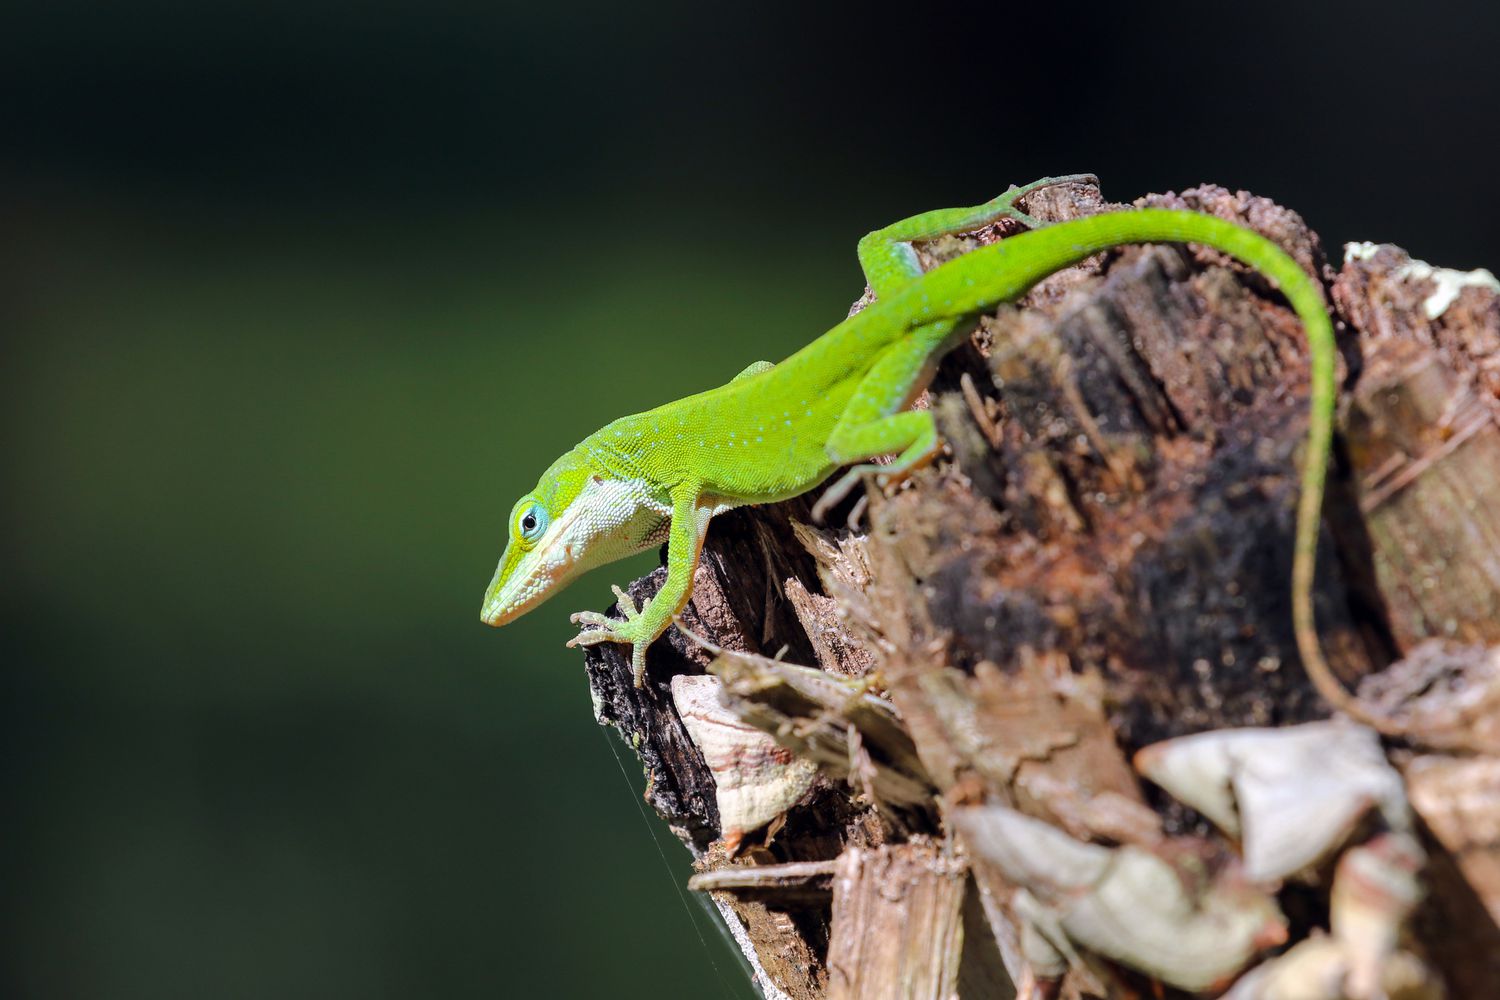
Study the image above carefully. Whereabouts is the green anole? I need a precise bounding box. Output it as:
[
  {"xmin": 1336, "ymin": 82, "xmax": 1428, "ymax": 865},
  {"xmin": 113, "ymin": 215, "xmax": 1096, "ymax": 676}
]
[{"xmin": 480, "ymin": 175, "xmax": 1391, "ymax": 735}]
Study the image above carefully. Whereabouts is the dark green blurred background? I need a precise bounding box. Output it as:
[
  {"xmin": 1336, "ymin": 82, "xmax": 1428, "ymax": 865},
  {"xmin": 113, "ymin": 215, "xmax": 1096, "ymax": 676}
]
[{"xmin": 5, "ymin": 2, "xmax": 1497, "ymax": 997}]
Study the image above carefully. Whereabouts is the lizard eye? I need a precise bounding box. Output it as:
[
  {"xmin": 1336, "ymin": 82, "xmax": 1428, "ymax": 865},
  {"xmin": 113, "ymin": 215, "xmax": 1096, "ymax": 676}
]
[{"xmin": 517, "ymin": 502, "xmax": 548, "ymax": 541}]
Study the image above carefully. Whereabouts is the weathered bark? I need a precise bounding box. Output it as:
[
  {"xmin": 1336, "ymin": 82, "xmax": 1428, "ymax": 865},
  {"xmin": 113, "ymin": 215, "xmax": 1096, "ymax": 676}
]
[{"xmin": 582, "ymin": 180, "xmax": 1500, "ymax": 998}]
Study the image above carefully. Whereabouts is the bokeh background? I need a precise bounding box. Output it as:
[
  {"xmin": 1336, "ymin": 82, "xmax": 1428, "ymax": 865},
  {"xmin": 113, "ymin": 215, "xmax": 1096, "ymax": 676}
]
[{"xmin": 6, "ymin": 2, "xmax": 1499, "ymax": 997}]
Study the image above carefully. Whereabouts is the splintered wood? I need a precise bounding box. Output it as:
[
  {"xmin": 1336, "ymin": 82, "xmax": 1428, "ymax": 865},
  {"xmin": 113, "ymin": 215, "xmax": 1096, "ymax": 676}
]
[
  {"xmin": 580, "ymin": 181, "xmax": 1500, "ymax": 998},
  {"xmin": 826, "ymin": 843, "xmax": 968, "ymax": 1000}
]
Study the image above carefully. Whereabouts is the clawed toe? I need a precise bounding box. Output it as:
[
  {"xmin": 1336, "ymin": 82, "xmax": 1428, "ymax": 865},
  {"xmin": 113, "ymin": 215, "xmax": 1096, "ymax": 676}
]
[
  {"xmin": 811, "ymin": 470, "xmax": 864, "ymax": 524},
  {"xmin": 846, "ymin": 494, "xmax": 869, "ymax": 531},
  {"xmin": 609, "ymin": 585, "xmax": 639, "ymax": 618},
  {"xmin": 566, "ymin": 629, "xmax": 618, "ymax": 648}
]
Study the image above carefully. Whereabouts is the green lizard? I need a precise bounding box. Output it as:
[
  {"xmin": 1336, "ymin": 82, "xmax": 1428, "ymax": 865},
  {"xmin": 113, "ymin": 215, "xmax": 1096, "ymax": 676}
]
[{"xmin": 480, "ymin": 175, "xmax": 1387, "ymax": 734}]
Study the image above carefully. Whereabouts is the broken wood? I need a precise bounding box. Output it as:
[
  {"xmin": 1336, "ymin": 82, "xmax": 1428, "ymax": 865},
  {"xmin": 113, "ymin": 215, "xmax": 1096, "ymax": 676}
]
[
  {"xmin": 825, "ymin": 841, "xmax": 968, "ymax": 1000},
  {"xmin": 581, "ymin": 179, "xmax": 1500, "ymax": 998}
]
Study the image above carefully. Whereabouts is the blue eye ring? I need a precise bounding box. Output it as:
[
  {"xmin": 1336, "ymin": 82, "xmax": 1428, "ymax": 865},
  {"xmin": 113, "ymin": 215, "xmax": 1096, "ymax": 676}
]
[{"xmin": 517, "ymin": 502, "xmax": 549, "ymax": 542}]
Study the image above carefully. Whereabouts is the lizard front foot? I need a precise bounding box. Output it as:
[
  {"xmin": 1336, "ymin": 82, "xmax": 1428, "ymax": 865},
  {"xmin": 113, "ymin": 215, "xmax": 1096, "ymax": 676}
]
[{"xmin": 568, "ymin": 585, "xmax": 651, "ymax": 685}]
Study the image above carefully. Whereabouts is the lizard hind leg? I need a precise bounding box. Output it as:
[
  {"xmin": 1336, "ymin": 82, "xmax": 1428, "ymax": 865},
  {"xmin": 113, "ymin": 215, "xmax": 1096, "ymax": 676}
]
[
  {"xmin": 814, "ymin": 175, "xmax": 1100, "ymax": 525},
  {"xmin": 989, "ymin": 173, "xmax": 1099, "ymax": 229},
  {"xmin": 856, "ymin": 173, "xmax": 1099, "ymax": 299},
  {"xmin": 812, "ymin": 309, "xmax": 969, "ymax": 524}
]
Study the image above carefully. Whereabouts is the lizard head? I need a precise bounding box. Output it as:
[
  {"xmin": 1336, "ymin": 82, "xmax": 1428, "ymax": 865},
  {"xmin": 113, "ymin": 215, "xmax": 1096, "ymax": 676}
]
[{"xmin": 479, "ymin": 443, "xmax": 668, "ymax": 627}]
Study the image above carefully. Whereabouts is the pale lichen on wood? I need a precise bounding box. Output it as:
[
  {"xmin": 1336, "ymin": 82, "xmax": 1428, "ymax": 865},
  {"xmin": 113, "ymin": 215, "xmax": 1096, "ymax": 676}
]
[{"xmin": 580, "ymin": 179, "xmax": 1500, "ymax": 998}]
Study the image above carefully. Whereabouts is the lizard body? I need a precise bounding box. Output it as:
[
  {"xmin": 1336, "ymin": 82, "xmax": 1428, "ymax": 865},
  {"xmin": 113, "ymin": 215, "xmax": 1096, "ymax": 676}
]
[{"xmin": 480, "ymin": 176, "xmax": 1380, "ymax": 735}]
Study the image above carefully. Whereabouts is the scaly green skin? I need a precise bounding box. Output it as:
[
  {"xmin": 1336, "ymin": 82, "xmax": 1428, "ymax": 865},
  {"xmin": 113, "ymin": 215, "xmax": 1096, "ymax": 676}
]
[{"xmin": 481, "ymin": 176, "xmax": 1385, "ymax": 734}]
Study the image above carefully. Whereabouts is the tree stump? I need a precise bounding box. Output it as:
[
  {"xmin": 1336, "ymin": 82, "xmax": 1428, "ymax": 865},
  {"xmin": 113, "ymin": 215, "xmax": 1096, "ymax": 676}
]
[{"xmin": 581, "ymin": 180, "xmax": 1500, "ymax": 999}]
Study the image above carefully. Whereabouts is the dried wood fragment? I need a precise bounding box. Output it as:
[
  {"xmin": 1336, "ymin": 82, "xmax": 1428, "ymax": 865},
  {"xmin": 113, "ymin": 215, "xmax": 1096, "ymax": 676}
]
[
  {"xmin": 688, "ymin": 859, "xmax": 838, "ymax": 905},
  {"xmin": 1133, "ymin": 721, "xmax": 1411, "ymax": 882},
  {"xmin": 706, "ymin": 653, "xmax": 935, "ymax": 817},
  {"xmin": 1342, "ymin": 340, "xmax": 1500, "ymax": 648},
  {"xmin": 671, "ymin": 673, "xmax": 818, "ymax": 851},
  {"xmin": 825, "ymin": 842, "xmax": 968, "ymax": 1000}
]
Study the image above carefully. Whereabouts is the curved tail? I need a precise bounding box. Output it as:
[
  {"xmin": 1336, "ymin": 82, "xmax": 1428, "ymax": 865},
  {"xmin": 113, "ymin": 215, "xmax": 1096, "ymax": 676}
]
[{"xmin": 923, "ymin": 208, "xmax": 1400, "ymax": 734}]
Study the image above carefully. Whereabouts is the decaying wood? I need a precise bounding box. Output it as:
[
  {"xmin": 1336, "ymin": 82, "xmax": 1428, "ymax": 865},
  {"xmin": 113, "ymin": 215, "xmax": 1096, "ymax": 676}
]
[
  {"xmin": 580, "ymin": 180, "xmax": 1500, "ymax": 998},
  {"xmin": 689, "ymin": 859, "xmax": 838, "ymax": 904},
  {"xmin": 825, "ymin": 842, "xmax": 969, "ymax": 1000}
]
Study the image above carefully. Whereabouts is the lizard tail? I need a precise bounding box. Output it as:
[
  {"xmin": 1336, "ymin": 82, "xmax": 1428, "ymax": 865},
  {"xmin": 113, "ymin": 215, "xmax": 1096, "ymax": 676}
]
[{"xmin": 934, "ymin": 208, "xmax": 1407, "ymax": 737}]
